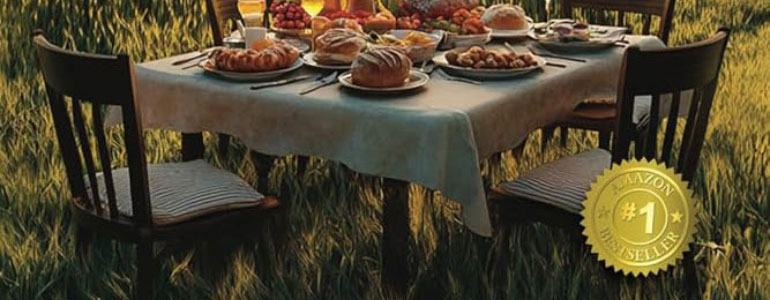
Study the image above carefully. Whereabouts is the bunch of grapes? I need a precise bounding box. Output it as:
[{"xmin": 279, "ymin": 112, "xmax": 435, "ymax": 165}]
[{"xmin": 270, "ymin": 0, "xmax": 312, "ymax": 29}]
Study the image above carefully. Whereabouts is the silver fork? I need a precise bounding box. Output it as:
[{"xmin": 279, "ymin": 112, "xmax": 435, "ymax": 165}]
[{"xmin": 299, "ymin": 71, "xmax": 339, "ymax": 95}]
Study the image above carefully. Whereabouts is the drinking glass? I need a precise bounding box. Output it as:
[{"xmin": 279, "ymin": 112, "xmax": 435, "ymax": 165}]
[
  {"xmin": 302, "ymin": 0, "xmax": 324, "ymax": 16},
  {"xmin": 238, "ymin": 0, "xmax": 266, "ymax": 27}
]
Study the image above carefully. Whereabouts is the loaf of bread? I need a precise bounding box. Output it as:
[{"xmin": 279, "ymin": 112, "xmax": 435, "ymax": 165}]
[
  {"xmin": 351, "ymin": 49, "xmax": 412, "ymax": 88},
  {"xmin": 313, "ymin": 28, "xmax": 368, "ymax": 65}
]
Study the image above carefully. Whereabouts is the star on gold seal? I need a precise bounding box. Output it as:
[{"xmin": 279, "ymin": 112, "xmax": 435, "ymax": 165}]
[{"xmin": 581, "ymin": 159, "xmax": 697, "ymax": 276}]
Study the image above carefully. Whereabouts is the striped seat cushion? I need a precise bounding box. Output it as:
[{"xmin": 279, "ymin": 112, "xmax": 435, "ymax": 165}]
[
  {"xmin": 497, "ymin": 149, "xmax": 611, "ymax": 214},
  {"xmin": 86, "ymin": 159, "xmax": 264, "ymax": 225}
]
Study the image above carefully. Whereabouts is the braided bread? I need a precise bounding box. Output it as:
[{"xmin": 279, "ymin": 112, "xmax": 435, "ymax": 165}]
[{"xmin": 209, "ymin": 40, "xmax": 299, "ymax": 72}]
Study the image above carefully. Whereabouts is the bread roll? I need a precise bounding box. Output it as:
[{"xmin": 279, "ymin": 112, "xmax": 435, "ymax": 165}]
[
  {"xmin": 481, "ymin": 4, "xmax": 529, "ymax": 30},
  {"xmin": 314, "ymin": 28, "xmax": 367, "ymax": 65},
  {"xmin": 351, "ymin": 49, "xmax": 412, "ymax": 88}
]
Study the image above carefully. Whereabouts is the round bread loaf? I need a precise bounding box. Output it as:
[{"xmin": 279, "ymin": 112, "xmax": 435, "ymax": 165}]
[
  {"xmin": 351, "ymin": 49, "xmax": 412, "ymax": 88},
  {"xmin": 481, "ymin": 4, "xmax": 529, "ymax": 30},
  {"xmin": 314, "ymin": 28, "xmax": 367, "ymax": 65}
]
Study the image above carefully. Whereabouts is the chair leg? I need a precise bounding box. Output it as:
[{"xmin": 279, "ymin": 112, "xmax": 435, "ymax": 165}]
[
  {"xmin": 297, "ymin": 155, "xmax": 309, "ymax": 176},
  {"xmin": 135, "ymin": 240, "xmax": 156, "ymax": 300},
  {"xmin": 598, "ymin": 131, "xmax": 611, "ymax": 150},
  {"xmin": 251, "ymin": 151, "xmax": 275, "ymax": 193},
  {"xmin": 559, "ymin": 126, "xmax": 568, "ymax": 147},
  {"xmin": 541, "ymin": 126, "xmax": 556, "ymax": 153},
  {"xmin": 683, "ymin": 251, "xmax": 700, "ymax": 300},
  {"xmin": 490, "ymin": 222, "xmax": 511, "ymax": 296},
  {"xmin": 217, "ymin": 133, "xmax": 231, "ymax": 158},
  {"xmin": 511, "ymin": 138, "xmax": 527, "ymax": 161},
  {"xmin": 74, "ymin": 225, "xmax": 93, "ymax": 260}
]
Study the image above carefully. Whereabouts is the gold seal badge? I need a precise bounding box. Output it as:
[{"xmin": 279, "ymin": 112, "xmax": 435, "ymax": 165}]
[{"xmin": 581, "ymin": 159, "xmax": 697, "ymax": 276}]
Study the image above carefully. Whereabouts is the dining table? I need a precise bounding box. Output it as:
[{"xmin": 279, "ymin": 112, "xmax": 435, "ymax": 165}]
[{"xmin": 109, "ymin": 34, "xmax": 665, "ymax": 296}]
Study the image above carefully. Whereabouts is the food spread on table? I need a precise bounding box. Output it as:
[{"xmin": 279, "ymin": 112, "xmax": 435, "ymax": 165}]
[
  {"xmin": 351, "ymin": 48, "xmax": 412, "ymax": 88},
  {"xmin": 445, "ymin": 45, "xmax": 537, "ymax": 69},
  {"xmin": 197, "ymin": 0, "xmax": 636, "ymax": 85}
]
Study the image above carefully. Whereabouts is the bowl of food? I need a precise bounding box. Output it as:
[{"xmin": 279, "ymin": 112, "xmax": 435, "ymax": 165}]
[
  {"xmin": 368, "ymin": 30, "xmax": 441, "ymax": 63},
  {"xmin": 420, "ymin": 7, "xmax": 491, "ymax": 49}
]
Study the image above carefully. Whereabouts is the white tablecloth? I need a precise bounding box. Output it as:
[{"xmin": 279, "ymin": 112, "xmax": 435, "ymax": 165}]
[{"xmin": 114, "ymin": 36, "xmax": 664, "ymax": 237}]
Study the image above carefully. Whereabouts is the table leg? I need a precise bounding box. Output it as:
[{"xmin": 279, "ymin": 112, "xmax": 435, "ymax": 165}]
[
  {"xmin": 381, "ymin": 178, "xmax": 410, "ymax": 299},
  {"xmin": 251, "ymin": 151, "xmax": 275, "ymax": 193},
  {"xmin": 182, "ymin": 133, "xmax": 204, "ymax": 161}
]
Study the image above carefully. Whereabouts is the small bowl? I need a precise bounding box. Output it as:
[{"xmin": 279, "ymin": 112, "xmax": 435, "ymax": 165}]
[{"xmin": 368, "ymin": 30, "xmax": 442, "ymax": 63}]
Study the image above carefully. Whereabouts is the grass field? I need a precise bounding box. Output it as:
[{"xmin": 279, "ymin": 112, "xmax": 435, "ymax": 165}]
[{"xmin": 1, "ymin": 0, "xmax": 769, "ymax": 299}]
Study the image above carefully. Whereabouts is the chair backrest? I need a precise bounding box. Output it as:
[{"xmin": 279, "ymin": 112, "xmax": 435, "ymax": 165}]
[
  {"xmin": 206, "ymin": 0, "xmax": 240, "ymax": 46},
  {"xmin": 611, "ymin": 28, "xmax": 730, "ymax": 183},
  {"xmin": 561, "ymin": 0, "xmax": 676, "ymax": 44},
  {"xmin": 33, "ymin": 32, "xmax": 153, "ymax": 227}
]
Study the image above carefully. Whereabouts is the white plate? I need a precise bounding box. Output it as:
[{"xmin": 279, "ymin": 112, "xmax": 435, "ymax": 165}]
[
  {"xmin": 200, "ymin": 58, "xmax": 303, "ymax": 81},
  {"xmin": 432, "ymin": 52, "xmax": 545, "ymax": 80},
  {"xmin": 527, "ymin": 23, "xmax": 621, "ymax": 52},
  {"xmin": 302, "ymin": 52, "xmax": 353, "ymax": 70},
  {"xmin": 338, "ymin": 70, "xmax": 429, "ymax": 94},
  {"xmin": 490, "ymin": 22, "xmax": 534, "ymax": 39}
]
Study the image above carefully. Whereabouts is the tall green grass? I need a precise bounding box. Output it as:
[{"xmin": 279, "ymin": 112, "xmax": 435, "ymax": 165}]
[{"xmin": 1, "ymin": 0, "xmax": 768, "ymax": 299}]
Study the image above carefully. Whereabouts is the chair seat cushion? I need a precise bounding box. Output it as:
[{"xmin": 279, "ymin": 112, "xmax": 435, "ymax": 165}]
[
  {"xmin": 496, "ymin": 149, "xmax": 611, "ymax": 214},
  {"xmin": 86, "ymin": 159, "xmax": 264, "ymax": 225}
]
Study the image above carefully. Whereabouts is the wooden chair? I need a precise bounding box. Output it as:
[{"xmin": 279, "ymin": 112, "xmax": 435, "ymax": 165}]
[
  {"xmin": 543, "ymin": 0, "xmax": 677, "ymax": 150},
  {"xmin": 490, "ymin": 28, "xmax": 730, "ymax": 299},
  {"xmin": 204, "ymin": 0, "xmax": 308, "ymax": 184},
  {"xmin": 33, "ymin": 32, "xmax": 280, "ymax": 299}
]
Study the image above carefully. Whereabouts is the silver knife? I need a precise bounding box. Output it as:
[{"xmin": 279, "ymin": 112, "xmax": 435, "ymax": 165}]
[
  {"xmin": 251, "ymin": 75, "xmax": 313, "ymax": 90},
  {"xmin": 172, "ymin": 50, "xmax": 212, "ymax": 66},
  {"xmin": 299, "ymin": 71, "xmax": 338, "ymax": 95}
]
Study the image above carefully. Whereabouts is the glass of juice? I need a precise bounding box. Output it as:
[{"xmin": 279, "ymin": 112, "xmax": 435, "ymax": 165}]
[
  {"xmin": 238, "ymin": 0, "xmax": 266, "ymax": 27},
  {"xmin": 302, "ymin": 0, "xmax": 324, "ymax": 16}
]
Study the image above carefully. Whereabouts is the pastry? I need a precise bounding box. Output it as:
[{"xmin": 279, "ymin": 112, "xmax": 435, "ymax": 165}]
[
  {"xmin": 209, "ymin": 40, "xmax": 299, "ymax": 72},
  {"xmin": 313, "ymin": 28, "xmax": 368, "ymax": 65},
  {"xmin": 351, "ymin": 49, "xmax": 412, "ymax": 87},
  {"xmin": 445, "ymin": 45, "xmax": 537, "ymax": 69},
  {"xmin": 481, "ymin": 4, "xmax": 529, "ymax": 30}
]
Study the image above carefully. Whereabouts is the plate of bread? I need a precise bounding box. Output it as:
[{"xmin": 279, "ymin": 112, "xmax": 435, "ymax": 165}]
[
  {"xmin": 338, "ymin": 48, "xmax": 429, "ymax": 93},
  {"xmin": 200, "ymin": 40, "xmax": 303, "ymax": 81},
  {"xmin": 304, "ymin": 28, "xmax": 368, "ymax": 70},
  {"xmin": 482, "ymin": 4, "xmax": 534, "ymax": 39},
  {"xmin": 433, "ymin": 45, "xmax": 545, "ymax": 79}
]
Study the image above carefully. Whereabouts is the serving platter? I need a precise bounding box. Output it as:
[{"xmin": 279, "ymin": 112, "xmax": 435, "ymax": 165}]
[
  {"xmin": 432, "ymin": 52, "xmax": 546, "ymax": 80},
  {"xmin": 200, "ymin": 58, "xmax": 303, "ymax": 82},
  {"xmin": 338, "ymin": 70, "xmax": 430, "ymax": 94},
  {"xmin": 302, "ymin": 52, "xmax": 353, "ymax": 70},
  {"xmin": 528, "ymin": 31, "xmax": 617, "ymax": 52}
]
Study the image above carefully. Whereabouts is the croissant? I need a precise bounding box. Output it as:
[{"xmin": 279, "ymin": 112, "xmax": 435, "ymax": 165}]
[{"xmin": 210, "ymin": 40, "xmax": 299, "ymax": 72}]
